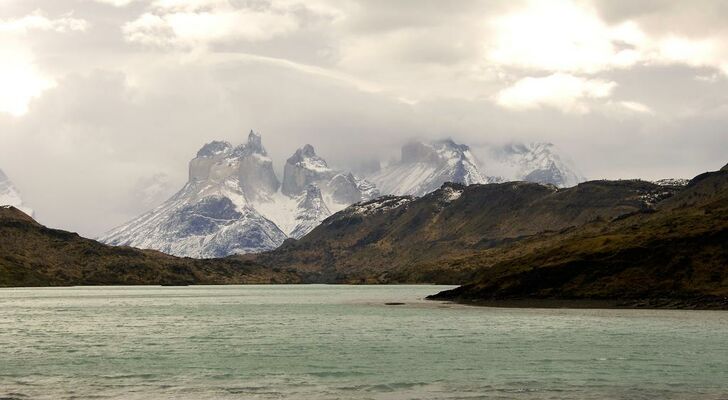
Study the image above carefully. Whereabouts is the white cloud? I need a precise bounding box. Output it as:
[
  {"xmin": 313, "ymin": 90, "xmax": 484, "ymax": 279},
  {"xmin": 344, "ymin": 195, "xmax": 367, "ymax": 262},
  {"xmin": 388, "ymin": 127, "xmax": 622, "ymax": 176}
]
[
  {"xmin": 653, "ymin": 36, "xmax": 728, "ymax": 74},
  {"xmin": 123, "ymin": 0, "xmax": 340, "ymax": 47},
  {"xmin": 122, "ymin": 13, "xmax": 173, "ymax": 46},
  {"xmin": 486, "ymin": 1, "xmax": 641, "ymax": 74},
  {"xmin": 495, "ymin": 73, "xmax": 616, "ymax": 114},
  {"xmin": 0, "ymin": 41, "xmax": 56, "ymax": 116},
  {"xmin": 0, "ymin": 10, "xmax": 88, "ymax": 33},
  {"xmin": 123, "ymin": 9, "xmax": 299, "ymax": 46},
  {"xmin": 619, "ymin": 101, "xmax": 652, "ymax": 114},
  {"xmin": 486, "ymin": 0, "xmax": 728, "ymax": 76},
  {"xmin": 89, "ymin": 0, "xmax": 140, "ymax": 6},
  {"xmin": 0, "ymin": 11, "xmax": 88, "ymax": 116},
  {"xmin": 150, "ymin": 0, "xmax": 227, "ymax": 11}
]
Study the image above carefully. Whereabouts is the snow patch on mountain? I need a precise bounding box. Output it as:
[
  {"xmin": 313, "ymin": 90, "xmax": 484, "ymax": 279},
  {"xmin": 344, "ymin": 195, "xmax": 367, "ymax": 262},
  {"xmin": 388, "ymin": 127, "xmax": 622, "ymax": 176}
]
[
  {"xmin": 653, "ymin": 178, "xmax": 689, "ymax": 187},
  {"xmin": 368, "ymin": 139, "xmax": 494, "ymax": 197},
  {"xmin": 346, "ymin": 196, "xmax": 414, "ymax": 217},
  {"xmin": 441, "ymin": 185, "xmax": 464, "ymax": 202},
  {"xmin": 480, "ymin": 142, "xmax": 585, "ymax": 188}
]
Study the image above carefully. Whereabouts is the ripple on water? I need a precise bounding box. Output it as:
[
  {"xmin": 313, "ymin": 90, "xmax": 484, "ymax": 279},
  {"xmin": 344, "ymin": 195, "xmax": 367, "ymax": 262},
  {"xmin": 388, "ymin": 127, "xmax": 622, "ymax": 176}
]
[{"xmin": 1, "ymin": 285, "xmax": 728, "ymax": 400}]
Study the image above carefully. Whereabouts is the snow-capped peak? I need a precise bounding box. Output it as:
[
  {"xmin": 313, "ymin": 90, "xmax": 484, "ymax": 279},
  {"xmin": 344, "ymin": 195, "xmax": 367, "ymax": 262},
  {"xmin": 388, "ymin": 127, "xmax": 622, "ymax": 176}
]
[
  {"xmin": 0, "ymin": 169, "xmax": 34, "ymax": 217},
  {"xmin": 282, "ymin": 144, "xmax": 334, "ymax": 196},
  {"xmin": 288, "ymin": 144, "xmax": 330, "ymax": 172},
  {"xmin": 481, "ymin": 142, "xmax": 585, "ymax": 188},
  {"xmin": 232, "ymin": 130, "xmax": 269, "ymax": 158},
  {"xmin": 101, "ymin": 133, "xmax": 588, "ymax": 258},
  {"xmin": 196, "ymin": 140, "xmax": 233, "ymax": 158},
  {"xmin": 368, "ymin": 138, "xmax": 490, "ymax": 196},
  {"xmin": 102, "ymin": 131, "xmax": 380, "ymax": 258}
]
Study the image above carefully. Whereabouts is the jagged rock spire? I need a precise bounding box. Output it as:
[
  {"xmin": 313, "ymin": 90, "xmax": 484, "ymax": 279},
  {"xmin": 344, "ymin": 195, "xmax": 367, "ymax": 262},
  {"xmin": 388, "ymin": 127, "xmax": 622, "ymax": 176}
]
[{"xmin": 282, "ymin": 144, "xmax": 333, "ymax": 196}]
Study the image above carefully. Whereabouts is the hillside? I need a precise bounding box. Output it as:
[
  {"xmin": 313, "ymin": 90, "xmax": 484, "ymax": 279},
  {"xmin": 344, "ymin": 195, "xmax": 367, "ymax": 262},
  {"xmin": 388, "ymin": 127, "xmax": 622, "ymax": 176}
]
[
  {"xmin": 0, "ymin": 206, "xmax": 297, "ymax": 287},
  {"xmin": 427, "ymin": 164, "xmax": 728, "ymax": 309},
  {"xmin": 3, "ymin": 164, "xmax": 726, "ymax": 310},
  {"xmin": 249, "ymin": 178, "xmax": 682, "ymax": 283}
]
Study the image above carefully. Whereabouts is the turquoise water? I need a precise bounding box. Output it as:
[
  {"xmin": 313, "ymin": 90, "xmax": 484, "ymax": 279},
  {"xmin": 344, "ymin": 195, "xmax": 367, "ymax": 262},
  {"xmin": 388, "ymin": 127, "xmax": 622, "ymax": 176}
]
[{"xmin": 1, "ymin": 285, "xmax": 727, "ymax": 399}]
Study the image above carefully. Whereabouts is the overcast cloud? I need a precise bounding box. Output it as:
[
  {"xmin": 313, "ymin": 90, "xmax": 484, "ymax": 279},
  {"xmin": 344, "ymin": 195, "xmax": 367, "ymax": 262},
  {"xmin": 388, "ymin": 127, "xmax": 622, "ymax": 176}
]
[{"xmin": 0, "ymin": 0, "xmax": 727, "ymax": 236}]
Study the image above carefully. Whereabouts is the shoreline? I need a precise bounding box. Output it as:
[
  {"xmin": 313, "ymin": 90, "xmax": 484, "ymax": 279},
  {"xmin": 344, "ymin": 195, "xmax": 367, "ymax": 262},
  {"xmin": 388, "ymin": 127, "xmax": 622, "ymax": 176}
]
[{"xmin": 427, "ymin": 296, "xmax": 728, "ymax": 311}]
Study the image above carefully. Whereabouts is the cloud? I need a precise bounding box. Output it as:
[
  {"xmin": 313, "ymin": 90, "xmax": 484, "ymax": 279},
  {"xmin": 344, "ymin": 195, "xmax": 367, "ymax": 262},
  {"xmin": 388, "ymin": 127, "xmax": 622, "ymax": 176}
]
[
  {"xmin": 0, "ymin": 42, "xmax": 55, "ymax": 116},
  {"xmin": 0, "ymin": 10, "xmax": 88, "ymax": 33},
  {"xmin": 87, "ymin": 0, "xmax": 140, "ymax": 6},
  {"xmin": 123, "ymin": 10, "xmax": 298, "ymax": 46},
  {"xmin": 495, "ymin": 73, "xmax": 617, "ymax": 114},
  {"xmin": 486, "ymin": 1, "xmax": 641, "ymax": 74},
  {"xmin": 122, "ymin": 0, "xmax": 341, "ymax": 48},
  {"xmin": 0, "ymin": 0, "xmax": 727, "ymax": 236},
  {"xmin": 0, "ymin": 11, "xmax": 88, "ymax": 116},
  {"xmin": 654, "ymin": 36, "xmax": 728, "ymax": 74},
  {"xmin": 619, "ymin": 101, "xmax": 652, "ymax": 114},
  {"xmin": 487, "ymin": 0, "xmax": 728, "ymax": 76}
]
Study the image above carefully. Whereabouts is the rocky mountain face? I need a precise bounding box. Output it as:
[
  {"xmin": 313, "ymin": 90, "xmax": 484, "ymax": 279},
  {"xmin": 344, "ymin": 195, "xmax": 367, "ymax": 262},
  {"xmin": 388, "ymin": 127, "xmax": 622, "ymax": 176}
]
[
  {"xmin": 100, "ymin": 131, "xmax": 379, "ymax": 257},
  {"xmin": 281, "ymin": 144, "xmax": 333, "ymax": 196},
  {"xmin": 0, "ymin": 169, "xmax": 34, "ymax": 217},
  {"xmin": 101, "ymin": 133, "xmax": 588, "ymax": 258},
  {"xmin": 0, "ymin": 206, "xmax": 296, "ymax": 287}
]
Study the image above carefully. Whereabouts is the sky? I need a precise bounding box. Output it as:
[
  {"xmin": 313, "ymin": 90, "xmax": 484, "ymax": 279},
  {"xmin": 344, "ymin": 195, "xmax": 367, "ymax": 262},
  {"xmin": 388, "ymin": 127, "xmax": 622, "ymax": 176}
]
[{"xmin": 0, "ymin": 0, "xmax": 727, "ymax": 237}]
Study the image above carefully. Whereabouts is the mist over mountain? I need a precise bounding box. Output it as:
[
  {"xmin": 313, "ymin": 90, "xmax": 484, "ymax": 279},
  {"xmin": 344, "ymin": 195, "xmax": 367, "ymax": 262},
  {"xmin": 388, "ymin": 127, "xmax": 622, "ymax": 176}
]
[
  {"xmin": 100, "ymin": 131, "xmax": 381, "ymax": 257},
  {"xmin": 99, "ymin": 131, "xmax": 586, "ymax": 257},
  {"xmin": 0, "ymin": 169, "xmax": 34, "ymax": 218},
  {"xmin": 480, "ymin": 142, "xmax": 585, "ymax": 188},
  {"xmin": 369, "ymin": 139, "xmax": 495, "ymax": 197}
]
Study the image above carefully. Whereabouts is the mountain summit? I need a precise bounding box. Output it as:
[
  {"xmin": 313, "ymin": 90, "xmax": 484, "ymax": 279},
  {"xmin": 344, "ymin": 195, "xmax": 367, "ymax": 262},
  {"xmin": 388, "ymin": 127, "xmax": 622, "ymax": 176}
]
[
  {"xmin": 482, "ymin": 142, "xmax": 585, "ymax": 187},
  {"xmin": 101, "ymin": 131, "xmax": 379, "ymax": 257},
  {"xmin": 368, "ymin": 139, "xmax": 493, "ymax": 196},
  {"xmin": 101, "ymin": 133, "xmax": 586, "ymax": 258},
  {"xmin": 0, "ymin": 169, "xmax": 34, "ymax": 217}
]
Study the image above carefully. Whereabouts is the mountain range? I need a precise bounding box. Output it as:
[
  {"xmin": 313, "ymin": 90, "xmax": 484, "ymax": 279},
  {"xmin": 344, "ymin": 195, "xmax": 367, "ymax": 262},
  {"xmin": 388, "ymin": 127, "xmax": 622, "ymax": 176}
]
[
  {"xmin": 99, "ymin": 132, "xmax": 585, "ymax": 257},
  {"xmin": 100, "ymin": 131, "xmax": 381, "ymax": 258},
  {"xmin": 2, "ymin": 163, "xmax": 726, "ymax": 309},
  {"xmin": 247, "ymin": 177, "xmax": 688, "ymax": 284}
]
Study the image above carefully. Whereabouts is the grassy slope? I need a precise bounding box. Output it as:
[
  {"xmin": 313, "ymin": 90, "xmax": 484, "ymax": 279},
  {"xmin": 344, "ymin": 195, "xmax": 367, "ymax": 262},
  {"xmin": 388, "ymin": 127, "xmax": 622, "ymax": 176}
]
[
  {"xmin": 250, "ymin": 180, "xmax": 674, "ymax": 283},
  {"xmin": 0, "ymin": 207, "xmax": 298, "ymax": 287},
  {"xmin": 428, "ymin": 167, "xmax": 728, "ymax": 308}
]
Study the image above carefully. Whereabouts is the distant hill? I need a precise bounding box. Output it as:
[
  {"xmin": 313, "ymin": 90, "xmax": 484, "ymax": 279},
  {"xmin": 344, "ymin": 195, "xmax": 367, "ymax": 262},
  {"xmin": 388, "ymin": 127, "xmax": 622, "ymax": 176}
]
[
  {"xmin": 0, "ymin": 206, "xmax": 297, "ymax": 287},
  {"xmin": 249, "ymin": 178, "xmax": 684, "ymax": 284},
  {"xmin": 428, "ymin": 164, "xmax": 728, "ymax": 309}
]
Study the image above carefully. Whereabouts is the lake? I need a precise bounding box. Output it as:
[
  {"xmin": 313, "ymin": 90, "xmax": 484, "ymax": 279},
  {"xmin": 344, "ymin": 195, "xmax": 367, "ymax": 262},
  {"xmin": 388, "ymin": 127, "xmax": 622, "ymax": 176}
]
[{"xmin": 1, "ymin": 285, "xmax": 727, "ymax": 399}]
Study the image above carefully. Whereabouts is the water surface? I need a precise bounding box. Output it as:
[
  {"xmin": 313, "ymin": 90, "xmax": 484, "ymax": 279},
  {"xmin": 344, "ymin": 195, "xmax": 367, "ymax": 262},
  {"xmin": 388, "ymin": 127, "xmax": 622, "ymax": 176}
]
[{"xmin": 1, "ymin": 285, "xmax": 727, "ymax": 399}]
